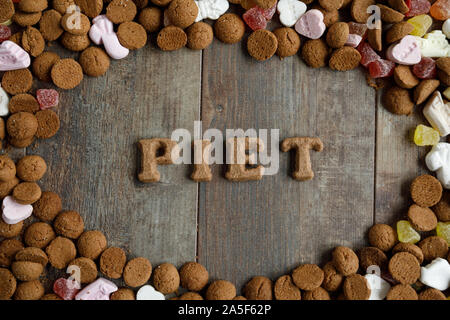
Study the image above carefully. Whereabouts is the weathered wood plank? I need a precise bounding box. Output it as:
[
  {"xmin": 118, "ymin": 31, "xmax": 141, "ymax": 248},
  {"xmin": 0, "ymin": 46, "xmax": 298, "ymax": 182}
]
[{"xmin": 199, "ymin": 39, "xmax": 376, "ymax": 289}]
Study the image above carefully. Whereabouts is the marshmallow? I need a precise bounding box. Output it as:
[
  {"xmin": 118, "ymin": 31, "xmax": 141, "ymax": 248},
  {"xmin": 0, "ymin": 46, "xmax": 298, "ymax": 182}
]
[
  {"xmin": 75, "ymin": 278, "xmax": 118, "ymax": 300},
  {"xmin": 1, "ymin": 196, "xmax": 33, "ymax": 225},
  {"xmin": 0, "ymin": 86, "xmax": 9, "ymax": 116},
  {"xmin": 277, "ymin": 0, "xmax": 307, "ymax": 28},
  {"xmin": 386, "ymin": 36, "xmax": 421, "ymax": 65},
  {"xmin": 415, "ymin": 30, "xmax": 450, "ymax": 58},
  {"xmin": 89, "ymin": 15, "xmax": 129, "ymax": 60},
  {"xmin": 0, "ymin": 40, "xmax": 31, "ymax": 71},
  {"xmin": 195, "ymin": 0, "xmax": 229, "ymax": 22},
  {"xmin": 420, "ymin": 258, "xmax": 450, "ymax": 291},
  {"xmin": 443, "ymin": 19, "xmax": 450, "ymax": 39},
  {"xmin": 294, "ymin": 9, "xmax": 326, "ymax": 40},
  {"xmin": 365, "ymin": 274, "xmax": 391, "ymax": 300},
  {"xmin": 136, "ymin": 285, "xmax": 165, "ymax": 300},
  {"xmin": 425, "ymin": 142, "xmax": 450, "ymax": 189},
  {"xmin": 423, "ymin": 91, "xmax": 450, "ymax": 137},
  {"xmin": 345, "ymin": 34, "xmax": 362, "ymax": 48}
]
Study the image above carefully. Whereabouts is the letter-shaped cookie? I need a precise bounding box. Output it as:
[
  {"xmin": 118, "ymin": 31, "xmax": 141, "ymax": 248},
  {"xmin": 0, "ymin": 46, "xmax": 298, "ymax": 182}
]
[
  {"xmin": 138, "ymin": 138, "xmax": 179, "ymax": 183},
  {"xmin": 191, "ymin": 140, "xmax": 212, "ymax": 182},
  {"xmin": 225, "ymin": 137, "xmax": 265, "ymax": 182},
  {"xmin": 281, "ymin": 137, "xmax": 323, "ymax": 181}
]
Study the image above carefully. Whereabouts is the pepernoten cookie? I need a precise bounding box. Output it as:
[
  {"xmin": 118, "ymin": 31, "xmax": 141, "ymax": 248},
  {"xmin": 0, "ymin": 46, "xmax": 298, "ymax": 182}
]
[
  {"xmin": 292, "ymin": 264, "xmax": 323, "ymax": 290},
  {"xmin": 13, "ymin": 182, "xmax": 42, "ymax": 205},
  {"xmin": 22, "ymin": 27, "xmax": 45, "ymax": 57},
  {"xmin": 301, "ymin": 39, "xmax": 329, "ymax": 68},
  {"xmin": 32, "ymin": 52, "xmax": 60, "ymax": 82},
  {"xmin": 274, "ymin": 275, "xmax": 301, "ymax": 300},
  {"xmin": 14, "ymin": 12, "xmax": 43, "ymax": 28},
  {"xmin": 33, "ymin": 191, "xmax": 62, "ymax": 222},
  {"xmin": 206, "ymin": 280, "xmax": 236, "ymax": 300},
  {"xmin": 23, "ymin": 222, "xmax": 55, "ymax": 248},
  {"xmin": 247, "ymin": 30, "xmax": 278, "ymax": 61},
  {"xmin": 273, "ymin": 27, "xmax": 300, "ymax": 59},
  {"xmin": 53, "ymin": 211, "xmax": 84, "ymax": 239},
  {"xmin": 9, "ymin": 94, "xmax": 40, "ymax": 114},
  {"xmin": 35, "ymin": 110, "xmax": 60, "ymax": 139},
  {"xmin": 17, "ymin": 155, "xmax": 47, "ymax": 182},
  {"xmin": 79, "ymin": 47, "xmax": 110, "ymax": 77},
  {"xmin": 166, "ymin": 0, "xmax": 198, "ymax": 29},
  {"xmin": 2, "ymin": 69, "xmax": 33, "ymax": 95},
  {"xmin": 332, "ymin": 246, "xmax": 359, "ymax": 276},
  {"xmin": 123, "ymin": 257, "xmax": 152, "ymax": 287},
  {"xmin": 45, "ymin": 236, "xmax": 77, "ymax": 269},
  {"xmin": 51, "ymin": 59, "xmax": 83, "ymax": 90},
  {"xmin": 329, "ymin": 47, "xmax": 361, "ymax": 71},
  {"xmin": 100, "ymin": 247, "xmax": 127, "ymax": 279},
  {"xmin": 68, "ymin": 257, "xmax": 97, "ymax": 284},
  {"xmin": 410, "ymin": 174, "xmax": 443, "ymax": 207},
  {"xmin": 368, "ymin": 224, "xmax": 397, "ymax": 251},
  {"xmin": 214, "ymin": 13, "xmax": 245, "ymax": 44},
  {"xmin": 179, "ymin": 262, "xmax": 209, "ymax": 291},
  {"xmin": 243, "ymin": 276, "xmax": 273, "ymax": 300},
  {"xmin": 138, "ymin": 7, "xmax": 162, "ymax": 33},
  {"xmin": 106, "ymin": 0, "xmax": 137, "ymax": 24},
  {"xmin": 117, "ymin": 22, "xmax": 147, "ymax": 50},
  {"xmin": 152, "ymin": 263, "xmax": 180, "ymax": 294},
  {"xmin": 157, "ymin": 26, "xmax": 187, "ymax": 51},
  {"xmin": 187, "ymin": 22, "xmax": 213, "ymax": 50},
  {"xmin": 39, "ymin": 9, "xmax": 63, "ymax": 41},
  {"xmin": 77, "ymin": 230, "xmax": 107, "ymax": 260}
]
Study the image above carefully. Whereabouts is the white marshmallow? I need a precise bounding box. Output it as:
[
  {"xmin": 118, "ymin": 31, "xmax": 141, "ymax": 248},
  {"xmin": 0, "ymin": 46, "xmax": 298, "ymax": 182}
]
[
  {"xmin": 277, "ymin": 0, "xmax": 307, "ymax": 28},
  {"xmin": 195, "ymin": 0, "xmax": 229, "ymax": 22},
  {"xmin": 365, "ymin": 274, "xmax": 391, "ymax": 300},
  {"xmin": 415, "ymin": 31, "xmax": 450, "ymax": 58},
  {"xmin": 443, "ymin": 19, "xmax": 450, "ymax": 39},
  {"xmin": 0, "ymin": 86, "xmax": 9, "ymax": 116},
  {"xmin": 136, "ymin": 285, "xmax": 165, "ymax": 300},
  {"xmin": 425, "ymin": 142, "xmax": 450, "ymax": 189},
  {"xmin": 420, "ymin": 258, "xmax": 450, "ymax": 291},
  {"xmin": 423, "ymin": 91, "xmax": 450, "ymax": 137}
]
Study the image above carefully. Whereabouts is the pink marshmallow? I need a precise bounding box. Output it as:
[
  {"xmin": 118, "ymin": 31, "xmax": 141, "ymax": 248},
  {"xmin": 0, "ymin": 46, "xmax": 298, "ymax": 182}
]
[
  {"xmin": 75, "ymin": 278, "xmax": 118, "ymax": 300},
  {"xmin": 295, "ymin": 9, "xmax": 326, "ymax": 40},
  {"xmin": 0, "ymin": 40, "xmax": 30, "ymax": 71},
  {"xmin": 345, "ymin": 34, "xmax": 363, "ymax": 48},
  {"xmin": 89, "ymin": 15, "xmax": 129, "ymax": 60},
  {"xmin": 386, "ymin": 35, "xmax": 421, "ymax": 65},
  {"xmin": 1, "ymin": 196, "xmax": 33, "ymax": 225}
]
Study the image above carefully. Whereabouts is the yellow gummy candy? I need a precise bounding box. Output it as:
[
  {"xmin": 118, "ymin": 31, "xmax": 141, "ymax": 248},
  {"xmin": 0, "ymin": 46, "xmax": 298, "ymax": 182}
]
[
  {"xmin": 444, "ymin": 87, "xmax": 450, "ymax": 101},
  {"xmin": 414, "ymin": 125, "xmax": 440, "ymax": 146},
  {"xmin": 436, "ymin": 222, "xmax": 450, "ymax": 245},
  {"xmin": 408, "ymin": 15, "xmax": 433, "ymax": 37},
  {"xmin": 397, "ymin": 220, "xmax": 421, "ymax": 244},
  {"xmin": 0, "ymin": 19, "xmax": 11, "ymax": 26}
]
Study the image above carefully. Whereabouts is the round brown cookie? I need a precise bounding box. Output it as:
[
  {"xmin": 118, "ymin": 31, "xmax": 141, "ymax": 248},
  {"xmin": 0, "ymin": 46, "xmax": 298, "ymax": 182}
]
[
  {"xmin": 123, "ymin": 257, "xmax": 152, "ymax": 287},
  {"xmin": 138, "ymin": 7, "xmax": 162, "ymax": 33},
  {"xmin": 53, "ymin": 0, "xmax": 75, "ymax": 15},
  {"xmin": 0, "ymin": 118, "xmax": 4, "ymax": 140},
  {"xmin": 0, "ymin": 268, "xmax": 16, "ymax": 300},
  {"xmin": 273, "ymin": 27, "xmax": 300, "ymax": 59},
  {"xmin": 153, "ymin": 263, "xmax": 180, "ymax": 294},
  {"xmin": 167, "ymin": 0, "xmax": 197, "ymax": 29},
  {"xmin": 368, "ymin": 224, "xmax": 397, "ymax": 251},
  {"xmin": 312, "ymin": 5, "xmax": 339, "ymax": 27},
  {"xmin": 205, "ymin": 280, "xmax": 236, "ymax": 300},
  {"xmin": 393, "ymin": 65, "xmax": 419, "ymax": 89},
  {"xmin": 46, "ymin": 236, "xmax": 76, "ymax": 269},
  {"xmin": 274, "ymin": 275, "xmax": 301, "ymax": 300},
  {"xmin": 383, "ymin": 86, "xmax": 414, "ymax": 115},
  {"xmin": 11, "ymin": 261, "xmax": 43, "ymax": 281},
  {"xmin": 179, "ymin": 262, "xmax": 209, "ymax": 291},
  {"xmin": 32, "ymin": 52, "xmax": 60, "ymax": 82},
  {"xmin": 386, "ymin": 284, "xmax": 418, "ymax": 300},
  {"xmin": 418, "ymin": 236, "xmax": 449, "ymax": 261},
  {"xmin": 414, "ymin": 79, "xmax": 440, "ymax": 104},
  {"xmin": 329, "ymin": 47, "xmax": 361, "ymax": 71},
  {"xmin": 351, "ymin": 0, "xmax": 375, "ymax": 23},
  {"xmin": 7, "ymin": 112, "xmax": 38, "ymax": 141},
  {"xmin": 9, "ymin": 94, "xmax": 40, "ymax": 114},
  {"xmin": 11, "ymin": 136, "xmax": 34, "ymax": 147},
  {"xmin": 53, "ymin": 211, "xmax": 84, "ymax": 239},
  {"xmin": 77, "ymin": 230, "xmax": 107, "ymax": 260},
  {"xmin": 407, "ymin": 204, "xmax": 438, "ymax": 232},
  {"xmin": 79, "ymin": 47, "xmax": 110, "ymax": 77},
  {"xmin": 23, "ymin": 222, "xmax": 55, "ymax": 248},
  {"xmin": 111, "ymin": 288, "xmax": 135, "ymax": 300},
  {"xmin": 292, "ymin": 264, "xmax": 324, "ymax": 290},
  {"xmin": 240, "ymin": 0, "xmax": 257, "ymax": 9},
  {"xmin": 253, "ymin": 0, "xmax": 276, "ymax": 8},
  {"xmin": 60, "ymin": 32, "xmax": 91, "ymax": 51},
  {"xmin": 39, "ymin": 9, "xmax": 63, "ymax": 41},
  {"xmin": 388, "ymin": 252, "xmax": 420, "ymax": 285},
  {"xmin": 410, "ymin": 174, "xmax": 443, "ymax": 208},
  {"xmin": 332, "ymin": 246, "xmax": 359, "ymax": 276},
  {"xmin": 106, "ymin": 0, "xmax": 137, "ymax": 24},
  {"xmin": 377, "ymin": 4, "xmax": 404, "ymax": 23},
  {"xmin": 14, "ymin": 280, "xmax": 44, "ymax": 300},
  {"xmin": 22, "ymin": 27, "xmax": 45, "ymax": 57},
  {"xmin": 389, "ymin": 0, "xmax": 409, "ymax": 13},
  {"xmin": 41, "ymin": 293, "xmax": 63, "ymax": 300},
  {"xmin": 326, "ymin": 22, "xmax": 349, "ymax": 49},
  {"xmin": 392, "ymin": 243, "xmax": 424, "ymax": 264},
  {"xmin": 322, "ymin": 262, "xmax": 343, "ymax": 292},
  {"xmin": 15, "ymin": 247, "xmax": 48, "ymax": 266},
  {"xmin": 243, "ymin": 276, "xmax": 273, "ymax": 300},
  {"xmin": 99, "ymin": 247, "xmax": 126, "ymax": 279},
  {"xmin": 19, "ymin": 0, "xmax": 48, "ymax": 13},
  {"xmin": 61, "ymin": 12, "xmax": 90, "ymax": 35},
  {"xmin": 51, "ymin": 58, "xmax": 83, "ymax": 89},
  {"xmin": 33, "ymin": 191, "xmax": 62, "ymax": 222},
  {"xmin": 186, "ymin": 22, "xmax": 213, "ymax": 50},
  {"xmin": 0, "ymin": 0, "xmax": 14, "ymax": 23},
  {"xmin": 74, "ymin": 0, "xmax": 103, "ymax": 18},
  {"xmin": 13, "ymin": 182, "xmax": 42, "ymax": 205},
  {"xmin": 247, "ymin": 29, "xmax": 278, "ymax": 61},
  {"xmin": 358, "ymin": 247, "xmax": 388, "ymax": 271},
  {"xmin": 214, "ymin": 13, "xmax": 245, "ymax": 44},
  {"xmin": 0, "ymin": 218, "xmax": 23, "ymax": 239},
  {"xmin": 319, "ymin": 0, "xmax": 343, "ymax": 11},
  {"xmin": 436, "ymin": 57, "xmax": 450, "ymax": 86},
  {"xmin": 386, "ymin": 22, "xmax": 414, "ymax": 44},
  {"xmin": 0, "ymin": 239, "xmax": 24, "ymax": 267},
  {"xmin": 157, "ymin": 26, "xmax": 187, "ymax": 51},
  {"xmin": 13, "ymin": 11, "xmax": 42, "ymax": 27},
  {"xmin": 233, "ymin": 296, "xmax": 247, "ymax": 300},
  {"xmin": 302, "ymin": 287, "xmax": 330, "ymax": 300},
  {"xmin": 343, "ymin": 274, "xmax": 370, "ymax": 300},
  {"xmin": 2, "ymin": 69, "xmax": 33, "ymax": 95},
  {"xmin": 418, "ymin": 288, "xmax": 446, "ymax": 300},
  {"xmin": 117, "ymin": 22, "xmax": 148, "ymax": 50},
  {"xmin": 434, "ymin": 191, "xmax": 450, "ymax": 222},
  {"xmin": 0, "ymin": 155, "xmax": 16, "ymax": 182},
  {"xmin": 9, "ymin": 32, "xmax": 23, "ymax": 46},
  {"xmin": 16, "ymin": 155, "xmax": 47, "ymax": 182},
  {"xmin": 68, "ymin": 257, "xmax": 97, "ymax": 284},
  {"xmin": 179, "ymin": 292, "xmax": 203, "ymax": 300},
  {"xmin": 301, "ymin": 39, "xmax": 329, "ymax": 68},
  {"xmin": 35, "ymin": 109, "xmax": 60, "ymax": 139}
]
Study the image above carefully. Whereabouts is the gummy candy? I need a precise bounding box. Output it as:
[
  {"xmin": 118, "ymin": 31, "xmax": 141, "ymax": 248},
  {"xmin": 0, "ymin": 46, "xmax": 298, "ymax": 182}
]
[
  {"xmin": 397, "ymin": 220, "xmax": 421, "ymax": 244},
  {"xmin": 53, "ymin": 278, "xmax": 80, "ymax": 300},
  {"xmin": 412, "ymin": 57, "xmax": 437, "ymax": 79},
  {"xmin": 436, "ymin": 222, "xmax": 450, "ymax": 245},
  {"xmin": 368, "ymin": 59, "xmax": 395, "ymax": 78},
  {"xmin": 0, "ymin": 25, "xmax": 10, "ymax": 43},
  {"xmin": 357, "ymin": 42, "xmax": 380, "ymax": 67},
  {"xmin": 261, "ymin": 4, "xmax": 276, "ymax": 20},
  {"xmin": 408, "ymin": 14, "xmax": 432, "ymax": 37},
  {"xmin": 0, "ymin": 20, "xmax": 11, "ymax": 26},
  {"xmin": 243, "ymin": 7, "xmax": 267, "ymax": 31},
  {"xmin": 348, "ymin": 22, "xmax": 368, "ymax": 38},
  {"xmin": 430, "ymin": 0, "xmax": 450, "ymax": 20},
  {"xmin": 36, "ymin": 89, "xmax": 59, "ymax": 110},
  {"xmin": 414, "ymin": 124, "xmax": 440, "ymax": 146},
  {"xmin": 405, "ymin": 0, "xmax": 430, "ymax": 17}
]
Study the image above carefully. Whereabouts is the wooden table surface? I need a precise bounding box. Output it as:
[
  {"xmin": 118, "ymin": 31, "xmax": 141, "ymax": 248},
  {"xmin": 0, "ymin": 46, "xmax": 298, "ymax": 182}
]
[{"xmin": 17, "ymin": 33, "xmax": 429, "ymax": 291}]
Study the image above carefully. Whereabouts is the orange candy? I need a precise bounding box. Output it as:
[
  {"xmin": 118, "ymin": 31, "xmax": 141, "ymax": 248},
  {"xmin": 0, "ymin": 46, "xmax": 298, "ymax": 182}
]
[{"xmin": 430, "ymin": 0, "xmax": 450, "ymax": 20}]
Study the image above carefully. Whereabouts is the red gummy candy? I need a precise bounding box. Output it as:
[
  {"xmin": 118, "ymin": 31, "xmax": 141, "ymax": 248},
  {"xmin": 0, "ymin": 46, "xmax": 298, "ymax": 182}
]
[
  {"xmin": 368, "ymin": 59, "xmax": 395, "ymax": 78},
  {"xmin": 412, "ymin": 57, "xmax": 436, "ymax": 79},
  {"xmin": 261, "ymin": 4, "xmax": 276, "ymax": 20},
  {"xmin": 405, "ymin": 0, "xmax": 412, "ymax": 10},
  {"xmin": 348, "ymin": 22, "xmax": 367, "ymax": 38},
  {"xmin": 405, "ymin": 0, "xmax": 430, "ymax": 17},
  {"xmin": 36, "ymin": 89, "xmax": 59, "ymax": 110},
  {"xmin": 243, "ymin": 7, "xmax": 267, "ymax": 31},
  {"xmin": 357, "ymin": 42, "xmax": 381, "ymax": 67},
  {"xmin": 53, "ymin": 278, "xmax": 80, "ymax": 300},
  {"xmin": 0, "ymin": 25, "xmax": 11, "ymax": 43}
]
